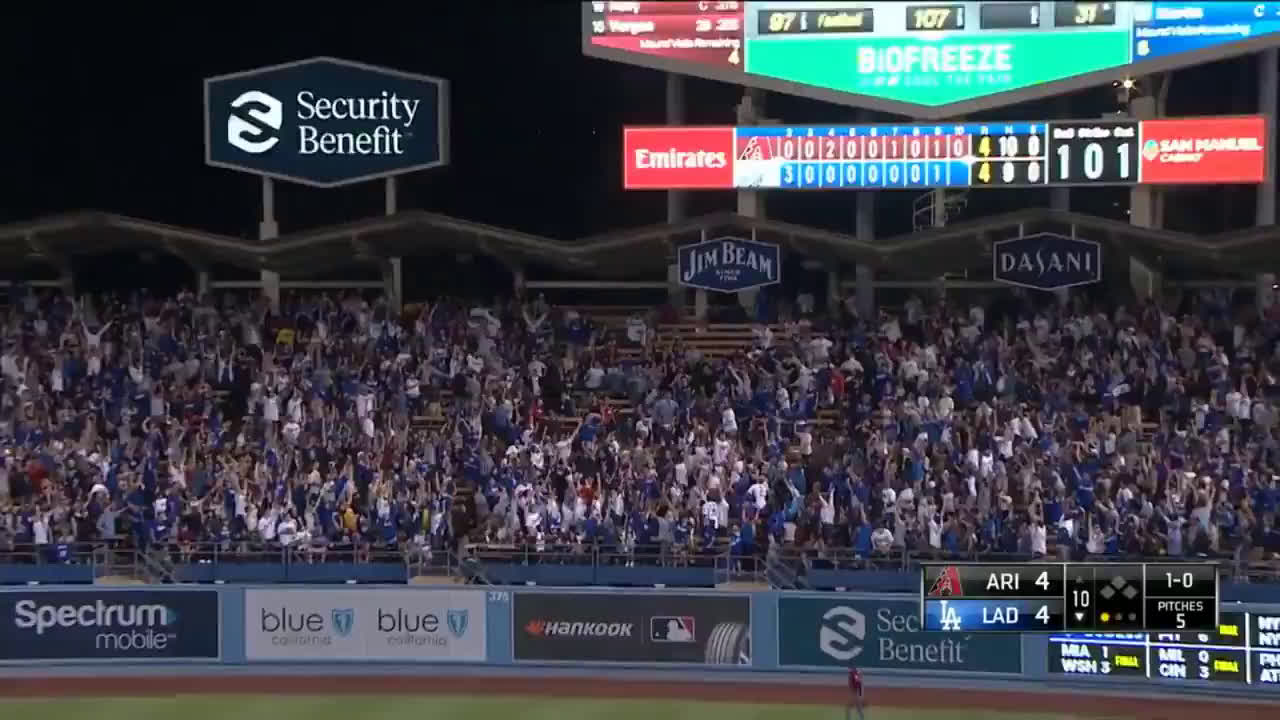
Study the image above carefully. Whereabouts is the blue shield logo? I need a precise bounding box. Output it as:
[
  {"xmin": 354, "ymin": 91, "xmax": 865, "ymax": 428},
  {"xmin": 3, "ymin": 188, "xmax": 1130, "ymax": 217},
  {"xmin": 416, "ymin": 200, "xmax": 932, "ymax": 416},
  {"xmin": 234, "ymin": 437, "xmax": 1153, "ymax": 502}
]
[
  {"xmin": 331, "ymin": 608, "xmax": 355, "ymax": 637},
  {"xmin": 447, "ymin": 609, "xmax": 469, "ymax": 639}
]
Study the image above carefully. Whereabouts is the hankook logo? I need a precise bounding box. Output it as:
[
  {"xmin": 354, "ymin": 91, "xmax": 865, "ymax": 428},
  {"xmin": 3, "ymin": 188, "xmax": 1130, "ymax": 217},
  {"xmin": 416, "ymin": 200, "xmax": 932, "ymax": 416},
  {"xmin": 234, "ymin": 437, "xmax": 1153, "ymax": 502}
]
[
  {"xmin": 524, "ymin": 619, "xmax": 634, "ymax": 638},
  {"xmin": 227, "ymin": 91, "xmax": 283, "ymax": 154},
  {"xmin": 819, "ymin": 605, "xmax": 865, "ymax": 661}
]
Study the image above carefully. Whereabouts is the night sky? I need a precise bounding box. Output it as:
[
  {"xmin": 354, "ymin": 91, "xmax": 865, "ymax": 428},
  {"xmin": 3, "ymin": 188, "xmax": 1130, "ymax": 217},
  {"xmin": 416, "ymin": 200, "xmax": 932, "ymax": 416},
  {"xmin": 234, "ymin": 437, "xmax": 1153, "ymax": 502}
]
[{"xmin": 0, "ymin": 5, "xmax": 1270, "ymax": 246}]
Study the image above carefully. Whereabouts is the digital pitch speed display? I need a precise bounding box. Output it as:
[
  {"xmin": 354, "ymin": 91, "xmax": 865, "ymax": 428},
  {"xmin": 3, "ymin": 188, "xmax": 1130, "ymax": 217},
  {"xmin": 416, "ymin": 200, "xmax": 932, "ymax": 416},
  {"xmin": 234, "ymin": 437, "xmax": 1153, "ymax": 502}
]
[
  {"xmin": 621, "ymin": 115, "xmax": 1266, "ymax": 190},
  {"xmin": 920, "ymin": 563, "xmax": 1219, "ymax": 633}
]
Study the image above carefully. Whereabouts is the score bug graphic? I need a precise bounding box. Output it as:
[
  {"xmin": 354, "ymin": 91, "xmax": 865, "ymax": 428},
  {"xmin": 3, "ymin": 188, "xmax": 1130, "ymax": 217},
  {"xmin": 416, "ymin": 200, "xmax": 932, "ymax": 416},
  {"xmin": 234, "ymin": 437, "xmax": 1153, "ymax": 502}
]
[{"xmin": 923, "ymin": 565, "xmax": 1066, "ymax": 632}]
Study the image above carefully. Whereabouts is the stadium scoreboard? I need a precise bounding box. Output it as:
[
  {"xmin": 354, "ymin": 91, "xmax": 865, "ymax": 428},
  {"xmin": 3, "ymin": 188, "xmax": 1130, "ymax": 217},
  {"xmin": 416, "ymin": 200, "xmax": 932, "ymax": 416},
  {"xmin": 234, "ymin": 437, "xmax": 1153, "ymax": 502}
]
[
  {"xmin": 921, "ymin": 563, "xmax": 1218, "ymax": 633},
  {"xmin": 586, "ymin": 2, "xmax": 1280, "ymax": 116},
  {"xmin": 621, "ymin": 115, "xmax": 1267, "ymax": 190}
]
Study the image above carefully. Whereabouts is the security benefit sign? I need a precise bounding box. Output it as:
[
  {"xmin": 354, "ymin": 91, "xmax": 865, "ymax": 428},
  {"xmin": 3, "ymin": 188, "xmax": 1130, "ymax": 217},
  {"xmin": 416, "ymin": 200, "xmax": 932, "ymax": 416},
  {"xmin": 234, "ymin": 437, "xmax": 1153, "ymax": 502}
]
[
  {"xmin": 513, "ymin": 591, "xmax": 750, "ymax": 664},
  {"xmin": 205, "ymin": 57, "xmax": 449, "ymax": 187},
  {"xmin": 678, "ymin": 237, "xmax": 781, "ymax": 293},
  {"xmin": 0, "ymin": 590, "xmax": 220, "ymax": 662},
  {"xmin": 244, "ymin": 588, "xmax": 485, "ymax": 662},
  {"xmin": 992, "ymin": 233, "xmax": 1101, "ymax": 291},
  {"xmin": 776, "ymin": 597, "xmax": 1021, "ymax": 673}
]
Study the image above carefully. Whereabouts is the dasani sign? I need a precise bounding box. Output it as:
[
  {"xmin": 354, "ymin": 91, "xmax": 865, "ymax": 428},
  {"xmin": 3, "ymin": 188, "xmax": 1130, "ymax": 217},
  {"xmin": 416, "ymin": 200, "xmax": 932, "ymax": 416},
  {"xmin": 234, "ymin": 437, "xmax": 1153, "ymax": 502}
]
[{"xmin": 992, "ymin": 233, "xmax": 1101, "ymax": 291}]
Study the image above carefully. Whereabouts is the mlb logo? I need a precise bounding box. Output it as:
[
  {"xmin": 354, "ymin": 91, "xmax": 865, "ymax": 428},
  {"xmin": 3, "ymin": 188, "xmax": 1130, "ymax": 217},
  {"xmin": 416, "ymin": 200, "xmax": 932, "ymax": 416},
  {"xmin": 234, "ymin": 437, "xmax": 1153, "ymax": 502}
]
[{"xmin": 650, "ymin": 616, "xmax": 696, "ymax": 643}]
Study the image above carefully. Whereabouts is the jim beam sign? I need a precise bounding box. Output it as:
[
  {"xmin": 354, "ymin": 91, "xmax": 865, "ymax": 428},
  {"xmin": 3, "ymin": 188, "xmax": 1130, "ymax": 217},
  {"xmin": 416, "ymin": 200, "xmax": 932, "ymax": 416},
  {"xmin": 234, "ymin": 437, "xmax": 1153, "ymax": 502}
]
[
  {"xmin": 992, "ymin": 233, "xmax": 1101, "ymax": 291},
  {"xmin": 678, "ymin": 237, "xmax": 781, "ymax": 293}
]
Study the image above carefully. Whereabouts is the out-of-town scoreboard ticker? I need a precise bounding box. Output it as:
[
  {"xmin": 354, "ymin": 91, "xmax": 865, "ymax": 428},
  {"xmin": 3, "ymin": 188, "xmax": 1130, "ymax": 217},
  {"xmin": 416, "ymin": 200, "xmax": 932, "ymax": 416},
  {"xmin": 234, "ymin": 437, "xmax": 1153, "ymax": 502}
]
[
  {"xmin": 622, "ymin": 115, "xmax": 1266, "ymax": 189},
  {"xmin": 584, "ymin": 2, "xmax": 1280, "ymax": 117},
  {"xmin": 921, "ymin": 563, "xmax": 1219, "ymax": 633}
]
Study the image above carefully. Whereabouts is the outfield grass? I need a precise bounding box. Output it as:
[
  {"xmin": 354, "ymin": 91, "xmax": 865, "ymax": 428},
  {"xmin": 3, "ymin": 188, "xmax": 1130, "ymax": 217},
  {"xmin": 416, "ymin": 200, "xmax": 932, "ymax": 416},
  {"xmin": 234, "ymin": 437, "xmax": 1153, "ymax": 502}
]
[{"xmin": 0, "ymin": 695, "xmax": 1097, "ymax": 720}]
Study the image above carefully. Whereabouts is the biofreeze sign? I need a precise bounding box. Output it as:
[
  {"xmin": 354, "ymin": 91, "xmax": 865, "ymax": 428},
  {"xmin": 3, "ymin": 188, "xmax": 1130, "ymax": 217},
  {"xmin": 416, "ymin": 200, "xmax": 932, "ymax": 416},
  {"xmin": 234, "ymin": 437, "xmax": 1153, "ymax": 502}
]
[{"xmin": 205, "ymin": 57, "xmax": 449, "ymax": 187}]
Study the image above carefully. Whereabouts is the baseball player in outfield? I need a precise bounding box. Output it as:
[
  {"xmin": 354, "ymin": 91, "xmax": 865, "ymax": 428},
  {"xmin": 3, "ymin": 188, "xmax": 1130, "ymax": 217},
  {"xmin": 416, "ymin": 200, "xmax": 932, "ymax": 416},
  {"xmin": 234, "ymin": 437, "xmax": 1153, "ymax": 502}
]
[{"xmin": 847, "ymin": 666, "xmax": 864, "ymax": 720}]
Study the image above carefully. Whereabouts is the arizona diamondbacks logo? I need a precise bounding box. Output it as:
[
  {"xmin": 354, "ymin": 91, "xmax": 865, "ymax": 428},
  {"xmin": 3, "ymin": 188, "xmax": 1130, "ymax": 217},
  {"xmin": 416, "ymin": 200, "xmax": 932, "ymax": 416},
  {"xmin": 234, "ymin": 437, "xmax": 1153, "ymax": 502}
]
[
  {"xmin": 331, "ymin": 608, "xmax": 355, "ymax": 637},
  {"xmin": 447, "ymin": 609, "xmax": 469, "ymax": 638}
]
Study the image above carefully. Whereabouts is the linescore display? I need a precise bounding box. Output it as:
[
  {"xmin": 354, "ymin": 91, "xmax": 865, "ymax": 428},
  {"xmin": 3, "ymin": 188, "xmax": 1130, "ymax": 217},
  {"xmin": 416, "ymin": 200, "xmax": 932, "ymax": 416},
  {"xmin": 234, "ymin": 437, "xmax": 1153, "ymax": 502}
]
[{"xmin": 622, "ymin": 115, "xmax": 1266, "ymax": 190}]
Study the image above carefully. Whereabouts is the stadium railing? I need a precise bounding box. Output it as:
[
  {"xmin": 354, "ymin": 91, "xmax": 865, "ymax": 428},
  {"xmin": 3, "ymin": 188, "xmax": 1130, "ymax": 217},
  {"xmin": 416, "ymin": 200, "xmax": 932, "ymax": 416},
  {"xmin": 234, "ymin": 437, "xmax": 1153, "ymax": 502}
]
[
  {"xmin": 3, "ymin": 538, "xmax": 1274, "ymax": 591},
  {"xmin": 462, "ymin": 542, "xmax": 753, "ymax": 587}
]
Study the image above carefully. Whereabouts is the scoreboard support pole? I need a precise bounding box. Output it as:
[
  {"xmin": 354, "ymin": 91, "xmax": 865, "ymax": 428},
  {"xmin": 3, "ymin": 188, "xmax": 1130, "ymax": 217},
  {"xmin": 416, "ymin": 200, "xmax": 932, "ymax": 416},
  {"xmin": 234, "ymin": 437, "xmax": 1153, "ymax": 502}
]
[
  {"xmin": 666, "ymin": 73, "xmax": 690, "ymax": 315},
  {"xmin": 855, "ymin": 189, "xmax": 875, "ymax": 317},
  {"xmin": 1050, "ymin": 98, "xmax": 1072, "ymax": 304},
  {"xmin": 1257, "ymin": 49, "xmax": 1278, "ymax": 315},
  {"xmin": 855, "ymin": 109, "xmax": 875, "ymax": 318},
  {"xmin": 258, "ymin": 176, "xmax": 281, "ymax": 313},
  {"xmin": 736, "ymin": 88, "xmax": 766, "ymax": 319},
  {"xmin": 1127, "ymin": 93, "xmax": 1162, "ymax": 301}
]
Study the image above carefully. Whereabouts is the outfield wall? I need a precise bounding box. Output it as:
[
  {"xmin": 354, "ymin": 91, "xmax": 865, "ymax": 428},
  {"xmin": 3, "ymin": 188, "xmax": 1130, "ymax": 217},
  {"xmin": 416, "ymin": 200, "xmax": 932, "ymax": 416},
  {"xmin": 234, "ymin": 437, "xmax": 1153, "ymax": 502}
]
[{"xmin": 1, "ymin": 586, "xmax": 1276, "ymax": 696}]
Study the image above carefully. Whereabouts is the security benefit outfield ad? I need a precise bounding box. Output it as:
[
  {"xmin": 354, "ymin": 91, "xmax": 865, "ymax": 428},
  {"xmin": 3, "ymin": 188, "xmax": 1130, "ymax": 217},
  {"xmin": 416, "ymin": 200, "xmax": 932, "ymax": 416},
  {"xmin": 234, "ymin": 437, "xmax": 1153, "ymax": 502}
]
[
  {"xmin": 777, "ymin": 596, "xmax": 1021, "ymax": 672},
  {"xmin": 244, "ymin": 589, "xmax": 485, "ymax": 662},
  {"xmin": 513, "ymin": 592, "xmax": 750, "ymax": 664}
]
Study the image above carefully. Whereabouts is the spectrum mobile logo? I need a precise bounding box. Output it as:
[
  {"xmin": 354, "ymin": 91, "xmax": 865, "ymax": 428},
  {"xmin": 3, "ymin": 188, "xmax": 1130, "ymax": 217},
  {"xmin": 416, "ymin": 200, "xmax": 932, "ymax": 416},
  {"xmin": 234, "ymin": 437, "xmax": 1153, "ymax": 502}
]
[
  {"xmin": 13, "ymin": 599, "xmax": 177, "ymax": 635},
  {"xmin": 13, "ymin": 598, "xmax": 180, "ymax": 652}
]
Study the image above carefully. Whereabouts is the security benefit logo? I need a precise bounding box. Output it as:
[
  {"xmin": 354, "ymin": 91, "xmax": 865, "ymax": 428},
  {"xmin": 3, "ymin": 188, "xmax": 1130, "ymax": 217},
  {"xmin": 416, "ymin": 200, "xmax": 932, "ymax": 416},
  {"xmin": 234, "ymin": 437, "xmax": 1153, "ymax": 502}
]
[
  {"xmin": 227, "ymin": 91, "xmax": 282, "ymax": 154},
  {"xmin": 777, "ymin": 597, "xmax": 1022, "ymax": 672},
  {"xmin": 205, "ymin": 57, "xmax": 448, "ymax": 187},
  {"xmin": 226, "ymin": 89, "xmax": 417, "ymax": 156}
]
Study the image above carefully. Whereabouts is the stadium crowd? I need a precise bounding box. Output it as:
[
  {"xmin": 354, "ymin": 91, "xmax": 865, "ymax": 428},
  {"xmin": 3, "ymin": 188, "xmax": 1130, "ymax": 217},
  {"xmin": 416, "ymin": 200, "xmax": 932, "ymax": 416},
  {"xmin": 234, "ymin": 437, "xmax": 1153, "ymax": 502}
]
[{"xmin": 0, "ymin": 283, "xmax": 1279, "ymax": 572}]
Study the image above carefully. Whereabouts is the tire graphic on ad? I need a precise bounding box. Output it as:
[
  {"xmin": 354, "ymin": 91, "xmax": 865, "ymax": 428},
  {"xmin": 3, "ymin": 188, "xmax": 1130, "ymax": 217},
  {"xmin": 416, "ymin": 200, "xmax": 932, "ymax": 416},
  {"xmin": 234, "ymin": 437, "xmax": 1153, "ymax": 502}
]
[{"xmin": 705, "ymin": 621, "xmax": 750, "ymax": 665}]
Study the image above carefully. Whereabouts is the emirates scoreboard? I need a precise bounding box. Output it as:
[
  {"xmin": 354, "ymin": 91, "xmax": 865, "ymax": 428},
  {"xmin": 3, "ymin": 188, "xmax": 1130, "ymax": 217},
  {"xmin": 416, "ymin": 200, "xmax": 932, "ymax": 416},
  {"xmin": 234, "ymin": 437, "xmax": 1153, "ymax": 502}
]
[
  {"xmin": 921, "ymin": 563, "xmax": 1219, "ymax": 633},
  {"xmin": 621, "ymin": 115, "xmax": 1267, "ymax": 190}
]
